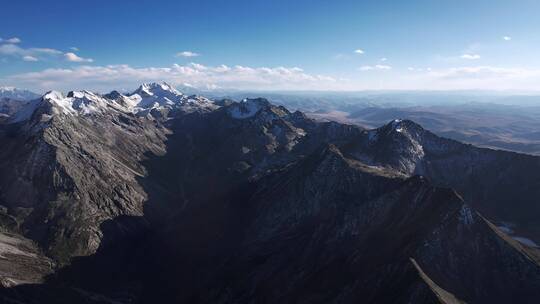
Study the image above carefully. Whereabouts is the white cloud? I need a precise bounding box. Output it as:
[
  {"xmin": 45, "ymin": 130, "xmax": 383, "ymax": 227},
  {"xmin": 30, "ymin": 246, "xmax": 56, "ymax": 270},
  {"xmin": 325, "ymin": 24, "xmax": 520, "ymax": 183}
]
[
  {"xmin": 4, "ymin": 63, "xmax": 342, "ymax": 92},
  {"xmin": 3, "ymin": 37, "xmax": 21, "ymax": 44},
  {"xmin": 70, "ymin": 47, "xmax": 79, "ymax": 51},
  {"xmin": 176, "ymin": 51, "xmax": 200, "ymax": 57},
  {"xmin": 22, "ymin": 55, "xmax": 38, "ymax": 62},
  {"xmin": 354, "ymin": 49, "xmax": 364, "ymax": 55},
  {"xmin": 30, "ymin": 48, "xmax": 63, "ymax": 55},
  {"xmin": 375, "ymin": 65, "xmax": 391, "ymax": 70},
  {"xmin": 64, "ymin": 52, "xmax": 94, "ymax": 63},
  {"xmin": 359, "ymin": 64, "xmax": 392, "ymax": 71},
  {"xmin": 380, "ymin": 57, "xmax": 388, "ymax": 62},
  {"xmin": 0, "ymin": 39, "xmax": 95, "ymax": 64},
  {"xmin": 460, "ymin": 54, "xmax": 481, "ymax": 60},
  {"xmin": 434, "ymin": 44, "xmax": 483, "ymax": 63},
  {"xmin": 503, "ymin": 36, "xmax": 512, "ymax": 41},
  {"xmin": 399, "ymin": 65, "xmax": 540, "ymax": 91},
  {"xmin": 7, "ymin": 63, "xmax": 540, "ymax": 92},
  {"xmin": 432, "ymin": 66, "xmax": 538, "ymax": 80},
  {"xmin": 407, "ymin": 67, "xmax": 431, "ymax": 72},
  {"xmin": 0, "ymin": 44, "xmax": 24, "ymax": 56},
  {"xmin": 0, "ymin": 43, "xmax": 63, "ymax": 61}
]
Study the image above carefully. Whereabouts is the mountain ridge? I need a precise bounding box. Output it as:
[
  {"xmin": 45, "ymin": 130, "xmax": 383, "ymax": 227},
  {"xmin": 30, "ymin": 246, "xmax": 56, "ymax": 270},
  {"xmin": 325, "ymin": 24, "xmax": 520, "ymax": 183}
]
[{"xmin": 0, "ymin": 82, "xmax": 539, "ymax": 303}]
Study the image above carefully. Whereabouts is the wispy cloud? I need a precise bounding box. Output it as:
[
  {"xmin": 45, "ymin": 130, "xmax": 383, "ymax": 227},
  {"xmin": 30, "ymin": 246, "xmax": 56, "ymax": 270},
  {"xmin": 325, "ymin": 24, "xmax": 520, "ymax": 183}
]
[
  {"xmin": 460, "ymin": 54, "xmax": 481, "ymax": 60},
  {"xmin": 380, "ymin": 57, "xmax": 388, "ymax": 62},
  {"xmin": 407, "ymin": 67, "xmax": 432, "ymax": 72},
  {"xmin": 503, "ymin": 36, "xmax": 512, "ymax": 41},
  {"xmin": 376, "ymin": 64, "xmax": 392, "ymax": 70},
  {"xmin": 359, "ymin": 64, "xmax": 392, "ymax": 71},
  {"xmin": 359, "ymin": 66, "xmax": 373, "ymax": 71},
  {"xmin": 176, "ymin": 51, "xmax": 200, "ymax": 57},
  {"xmin": 22, "ymin": 55, "xmax": 38, "ymax": 62},
  {"xmin": 0, "ymin": 39, "xmax": 95, "ymax": 64},
  {"xmin": 434, "ymin": 42, "xmax": 483, "ymax": 63},
  {"xmin": 354, "ymin": 49, "xmax": 364, "ymax": 55},
  {"xmin": 432, "ymin": 66, "xmax": 539, "ymax": 80},
  {"xmin": 400, "ymin": 66, "xmax": 540, "ymax": 91},
  {"xmin": 70, "ymin": 46, "xmax": 79, "ymax": 51},
  {"xmin": 2, "ymin": 37, "xmax": 21, "ymax": 44},
  {"xmin": 0, "ymin": 44, "xmax": 63, "ymax": 59},
  {"xmin": 64, "ymin": 52, "xmax": 94, "ymax": 63}
]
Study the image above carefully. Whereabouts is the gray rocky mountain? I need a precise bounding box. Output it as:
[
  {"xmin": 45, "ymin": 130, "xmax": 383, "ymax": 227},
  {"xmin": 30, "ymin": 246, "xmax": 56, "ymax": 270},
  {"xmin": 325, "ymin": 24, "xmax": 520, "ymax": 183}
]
[{"xmin": 0, "ymin": 83, "xmax": 539, "ymax": 303}]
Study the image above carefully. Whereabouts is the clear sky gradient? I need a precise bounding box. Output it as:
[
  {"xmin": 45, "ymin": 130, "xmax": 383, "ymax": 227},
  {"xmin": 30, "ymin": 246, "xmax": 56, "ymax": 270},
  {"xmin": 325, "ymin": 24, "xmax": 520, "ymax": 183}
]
[{"xmin": 2, "ymin": 0, "xmax": 540, "ymax": 92}]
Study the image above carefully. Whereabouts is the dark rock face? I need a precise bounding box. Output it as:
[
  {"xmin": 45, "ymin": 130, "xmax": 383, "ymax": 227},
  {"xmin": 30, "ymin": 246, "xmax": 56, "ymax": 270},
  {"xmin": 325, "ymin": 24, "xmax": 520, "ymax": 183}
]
[{"xmin": 0, "ymin": 84, "xmax": 539, "ymax": 303}]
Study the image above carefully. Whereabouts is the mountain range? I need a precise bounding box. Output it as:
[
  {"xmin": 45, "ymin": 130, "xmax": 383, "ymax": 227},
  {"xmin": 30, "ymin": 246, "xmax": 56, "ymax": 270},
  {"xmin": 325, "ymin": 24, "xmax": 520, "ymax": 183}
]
[
  {"xmin": 0, "ymin": 83, "xmax": 539, "ymax": 303},
  {"xmin": 0, "ymin": 87, "xmax": 40, "ymax": 102},
  {"xmin": 210, "ymin": 91, "xmax": 540, "ymax": 155}
]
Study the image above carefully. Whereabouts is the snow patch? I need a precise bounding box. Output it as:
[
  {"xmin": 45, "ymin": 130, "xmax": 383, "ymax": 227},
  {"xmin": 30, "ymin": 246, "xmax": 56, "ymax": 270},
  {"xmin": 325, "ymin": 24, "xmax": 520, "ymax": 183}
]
[
  {"xmin": 43, "ymin": 91, "xmax": 77, "ymax": 115},
  {"xmin": 389, "ymin": 119, "xmax": 406, "ymax": 133},
  {"xmin": 295, "ymin": 127, "xmax": 306, "ymax": 137},
  {"xmin": 69, "ymin": 90, "xmax": 112, "ymax": 114}
]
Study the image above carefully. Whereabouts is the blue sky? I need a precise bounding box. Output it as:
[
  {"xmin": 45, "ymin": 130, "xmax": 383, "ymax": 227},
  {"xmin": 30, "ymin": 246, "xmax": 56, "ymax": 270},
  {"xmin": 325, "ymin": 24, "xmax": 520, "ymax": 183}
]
[{"xmin": 2, "ymin": 0, "xmax": 540, "ymax": 92}]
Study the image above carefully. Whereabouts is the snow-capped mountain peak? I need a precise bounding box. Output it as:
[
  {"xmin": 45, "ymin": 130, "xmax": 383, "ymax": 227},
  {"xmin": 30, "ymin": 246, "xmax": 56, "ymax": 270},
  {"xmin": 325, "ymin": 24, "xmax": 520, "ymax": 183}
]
[
  {"xmin": 1, "ymin": 82, "xmax": 217, "ymax": 123},
  {"xmin": 38, "ymin": 90, "xmax": 124, "ymax": 117},
  {"xmin": 42, "ymin": 90, "xmax": 77, "ymax": 115},
  {"xmin": 228, "ymin": 98, "xmax": 272, "ymax": 119},
  {"xmin": 67, "ymin": 90, "xmax": 97, "ymax": 99},
  {"xmin": 385, "ymin": 119, "xmax": 425, "ymax": 136},
  {"xmin": 360, "ymin": 119, "xmax": 428, "ymax": 174},
  {"xmin": 129, "ymin": 82, "xmax": 185, "ymax": 109},
  {"xmin": 104, "ymin": 90, "xmax": 140, "ymax": 109},
  {"xmin": 2, "ymin": 90, "xmax": 77, "ymax": 122},
  {"xmin": 390, "ymin": 119, "xmax": 404, "ymax": 132},
  {"xmin": 0, "ymin": 87, "xmax": 41, "ymax": 101},
  {"xmin": 67, "ymin": 90, "xmax": 120, "ymax": 114},
  {"xmin": 133, "ymin": 82, "xmax": 182, "ymax": 98},
  {"xmin": 43, "ymin": 90, "xmax": 64, "ymax": 102}
]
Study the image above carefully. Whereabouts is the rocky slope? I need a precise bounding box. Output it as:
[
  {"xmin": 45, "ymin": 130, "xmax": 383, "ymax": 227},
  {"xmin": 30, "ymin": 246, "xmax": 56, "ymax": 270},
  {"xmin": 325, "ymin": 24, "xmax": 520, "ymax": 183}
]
[
  {"xmin": 0, "ymin": 83, "xmax": 539, "ymax": 303},
  {"xmin": 341, "ymin": 119, "xmax": 540, "ymax": 243}
]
